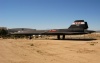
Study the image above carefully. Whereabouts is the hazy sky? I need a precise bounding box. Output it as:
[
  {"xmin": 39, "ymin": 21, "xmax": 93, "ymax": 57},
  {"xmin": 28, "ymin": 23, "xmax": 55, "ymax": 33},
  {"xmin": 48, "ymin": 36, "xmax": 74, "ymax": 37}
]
[{"xmin": 0, "ymin": 0, "xmax": 100, "ymax": 30}]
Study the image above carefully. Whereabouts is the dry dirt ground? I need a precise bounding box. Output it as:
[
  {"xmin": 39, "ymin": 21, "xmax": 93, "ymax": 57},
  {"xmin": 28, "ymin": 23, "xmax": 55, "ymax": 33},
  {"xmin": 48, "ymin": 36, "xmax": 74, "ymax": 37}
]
[{"xmin": 0, "ymin": 39, "xmax": 100, "ymax": 63}]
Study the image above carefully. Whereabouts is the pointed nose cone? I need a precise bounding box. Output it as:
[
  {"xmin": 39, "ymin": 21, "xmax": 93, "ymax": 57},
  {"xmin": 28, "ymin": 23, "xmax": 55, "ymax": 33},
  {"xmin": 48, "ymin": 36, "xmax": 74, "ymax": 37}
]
[{"xmin": 88, "ymin": 30, "xmax": 96, "ymax": 33}]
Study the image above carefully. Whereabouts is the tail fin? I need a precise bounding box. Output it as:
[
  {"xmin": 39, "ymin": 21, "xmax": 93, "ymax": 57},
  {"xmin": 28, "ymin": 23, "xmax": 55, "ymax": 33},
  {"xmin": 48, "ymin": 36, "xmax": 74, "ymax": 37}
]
[{"xmin": 68, "ymin": 20, "xmax": 88, "ymax": 31}]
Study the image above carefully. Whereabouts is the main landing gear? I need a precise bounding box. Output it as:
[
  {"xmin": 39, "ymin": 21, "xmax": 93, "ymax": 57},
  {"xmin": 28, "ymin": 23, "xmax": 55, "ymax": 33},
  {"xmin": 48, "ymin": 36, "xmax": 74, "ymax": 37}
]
[{"xmin": 57, "ymin": 35, "xmax": 65, "ymax": 40}]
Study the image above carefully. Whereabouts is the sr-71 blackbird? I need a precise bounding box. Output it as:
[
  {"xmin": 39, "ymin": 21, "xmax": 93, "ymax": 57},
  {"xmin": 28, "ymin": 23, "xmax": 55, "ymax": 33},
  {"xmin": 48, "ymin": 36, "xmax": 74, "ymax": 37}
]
[{"xmin": 8, "ymin": 20, "xmax": 95, "ymax": 39}]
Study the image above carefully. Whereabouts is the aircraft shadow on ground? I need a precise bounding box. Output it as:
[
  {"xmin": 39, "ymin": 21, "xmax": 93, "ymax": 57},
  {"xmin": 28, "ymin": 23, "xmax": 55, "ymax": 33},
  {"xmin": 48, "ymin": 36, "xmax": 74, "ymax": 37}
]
[{"xmin": 53, "ymin": 38, "xmax": 97, "ymax": 41}]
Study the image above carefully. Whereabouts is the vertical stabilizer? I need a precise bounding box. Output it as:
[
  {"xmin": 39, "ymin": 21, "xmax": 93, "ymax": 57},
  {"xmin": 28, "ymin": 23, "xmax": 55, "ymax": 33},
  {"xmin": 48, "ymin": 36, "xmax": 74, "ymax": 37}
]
[
  {"xmin": 68, "ymin": 20, "xmax": 88, "ymax": 29},
  {"xmin": 68, "ymin": 20, "xmax": 88, "ymax": 32}
]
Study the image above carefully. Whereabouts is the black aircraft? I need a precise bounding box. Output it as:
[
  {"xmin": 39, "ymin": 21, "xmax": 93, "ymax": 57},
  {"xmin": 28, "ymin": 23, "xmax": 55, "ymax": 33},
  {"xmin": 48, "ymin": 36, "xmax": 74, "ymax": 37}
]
[{"xmin": 8, "ymin": 20, "xmax": 95, "ymax": 39}]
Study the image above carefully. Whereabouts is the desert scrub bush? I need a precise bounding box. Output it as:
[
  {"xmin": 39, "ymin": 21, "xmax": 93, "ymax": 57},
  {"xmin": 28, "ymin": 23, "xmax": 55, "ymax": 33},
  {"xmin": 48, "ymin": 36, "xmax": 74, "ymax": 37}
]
[
  {"xmin": 30, "ymin": 44, "xmax": 34, "ymax": 46},
  {"xmin": 89, "ymin": 42, "xmax": 98, "ymax": 46}
]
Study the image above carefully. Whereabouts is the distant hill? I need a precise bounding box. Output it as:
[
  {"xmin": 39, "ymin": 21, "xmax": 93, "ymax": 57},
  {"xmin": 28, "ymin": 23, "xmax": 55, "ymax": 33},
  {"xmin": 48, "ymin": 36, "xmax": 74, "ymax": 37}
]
[{"xmin": 96, "ymin": 30, "xmax": 100, "ymax": 33}]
